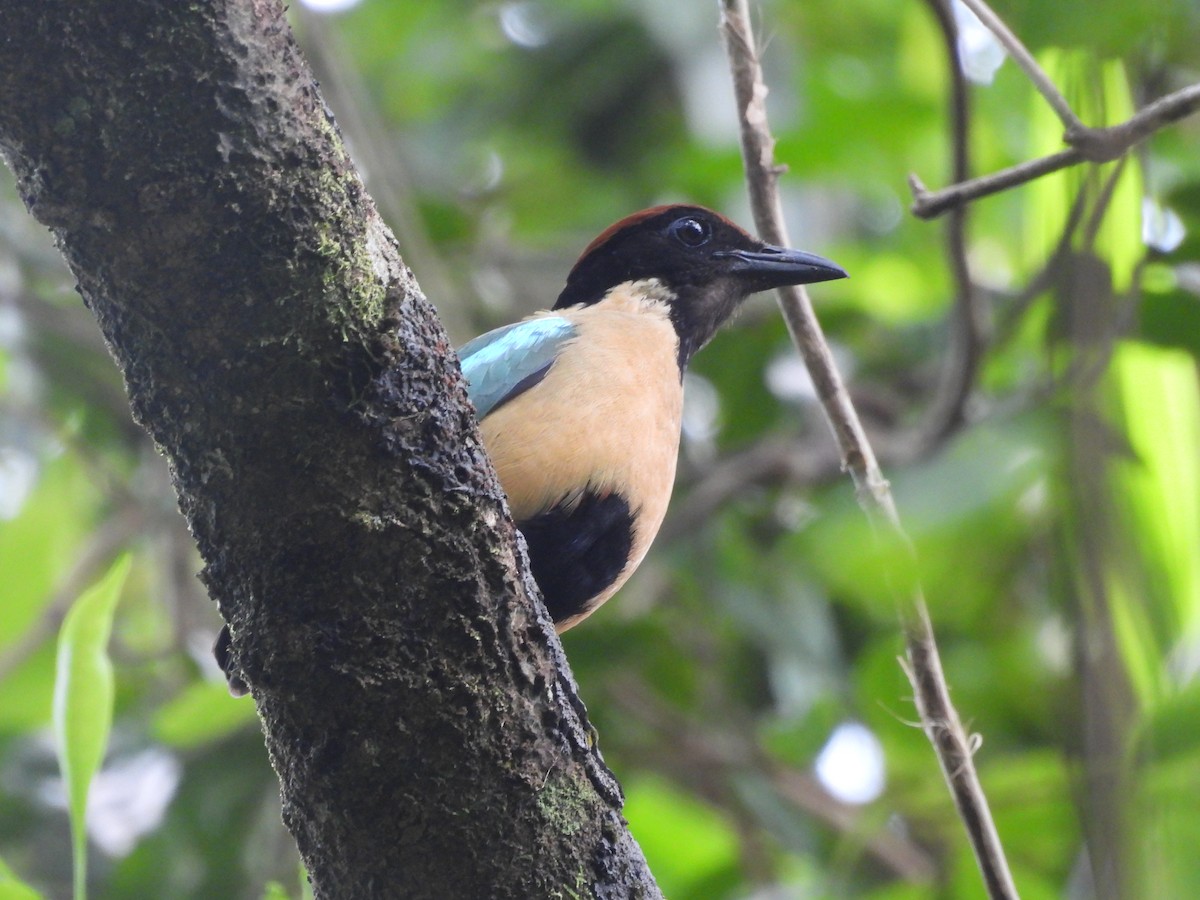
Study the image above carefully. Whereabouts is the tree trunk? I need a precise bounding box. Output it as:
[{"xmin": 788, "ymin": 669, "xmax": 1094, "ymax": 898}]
[{"xmin": 0, "ymin": 1, "xmax": 659, "ymax": 896}]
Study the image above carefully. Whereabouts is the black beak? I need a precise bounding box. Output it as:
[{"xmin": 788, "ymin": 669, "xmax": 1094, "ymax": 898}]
[{"xmin": 715, "ymin": 244, "xmax": 848, "ymax": 292}]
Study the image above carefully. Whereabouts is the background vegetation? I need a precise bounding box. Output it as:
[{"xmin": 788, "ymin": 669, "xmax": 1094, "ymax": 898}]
[{"xmin": 2, "ymin": 0, "xmax": 1199, "ymax": 897}]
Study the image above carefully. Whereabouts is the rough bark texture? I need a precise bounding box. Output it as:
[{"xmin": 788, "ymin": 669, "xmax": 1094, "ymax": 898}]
[{"xmin": 0, "ymin": 2, "xmax": 659, "ymax": 897}]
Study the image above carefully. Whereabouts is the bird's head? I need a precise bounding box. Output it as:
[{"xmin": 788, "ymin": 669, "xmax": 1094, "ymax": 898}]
[{"xmin": 554, "ymin": 204, "xmax": 847, "ymax": 366}]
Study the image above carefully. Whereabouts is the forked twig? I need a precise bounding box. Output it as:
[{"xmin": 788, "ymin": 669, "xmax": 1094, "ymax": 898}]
[
  {"xmin": 906, "ymin": 0, "xmax": 986, "ymax": 458},
  {"xmin": 910, "ymin": 0, "xmax": 1200, "ymax": 221},
  {"xmin": 956, "ymin": 0, "xmax": 1084, "ymax": 133},
  {"xmin": 719, "ymin": 2, "xmax": 1019, "ymax": 898}
]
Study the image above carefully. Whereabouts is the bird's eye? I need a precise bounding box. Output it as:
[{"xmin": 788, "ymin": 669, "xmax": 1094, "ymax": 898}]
[{"xmin": 670, "ymin": 217, "xmax": 711, "ymax": 248}]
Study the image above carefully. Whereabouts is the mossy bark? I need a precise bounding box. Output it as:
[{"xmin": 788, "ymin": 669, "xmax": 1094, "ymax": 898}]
[{"xmin": 0, "ymin": 2, "xmax": 660, "ymax": 897}]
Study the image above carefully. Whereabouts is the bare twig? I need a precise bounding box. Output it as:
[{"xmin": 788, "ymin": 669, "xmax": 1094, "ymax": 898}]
[
  {"xmin": 910, "ymin": 149, "xmax": 1081, "ymax": 219},
  {"xmin": 904, "ymin": 0, "xmax": 986, "ymax": 459},
  {"xmin": 1078, "ymin": 82, "xmax": 1200, "ymax": 157},
  {"xmin": 910, "ymin": 65, "xmax": 1200, "ymax": 218},
  {"xmin": 720, "ymin": 5, "xmax": 886, "ymax": 511},
  {"xmin": 719, "ymin": 3, "xmax": 1019, "ymax": 898},
  {"xmin": 956, "ymin": 0, "xmax": 1084, "ymax": 133},
  {"xmin": 1060, "ymin": 261, "xmax": 1138, "ymax": 899},
  {"xmin": 996, "ymin": 157, "xmax": 1128, "ymax": 366},
  {"xmin": 994, "ymin": 183, "xmax": 1091, "ymax": 345},
  {"xmin": 1079, "ymin": 156, "xmax": 1129, "ymax": 251}
]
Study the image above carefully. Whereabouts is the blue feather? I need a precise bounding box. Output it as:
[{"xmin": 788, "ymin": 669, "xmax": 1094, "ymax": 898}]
[{"xmin": 458, "ymin": 316, "xmax": 577, "ymax": 419}]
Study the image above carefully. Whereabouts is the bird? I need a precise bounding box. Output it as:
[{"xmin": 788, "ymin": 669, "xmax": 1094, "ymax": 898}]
[
  {"xmin": 215, "ymin": 204, "xmax": 844, "ymax": 695},
  {"xmin": 458, "ymin": 204, "xmax": 846, "ymax": 632}
]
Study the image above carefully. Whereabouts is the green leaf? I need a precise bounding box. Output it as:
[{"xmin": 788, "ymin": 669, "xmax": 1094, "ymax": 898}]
[
  {"xmin": 0, "ymin": 854, "xmax": 44, "ymax": 900},
  {"xmin": 1112, "ymin": 343, "xmax": 1200, "ymax": 639},
  {"xmin": 52, "ymin": 555, "xmax": 132, "ymax": 900}
]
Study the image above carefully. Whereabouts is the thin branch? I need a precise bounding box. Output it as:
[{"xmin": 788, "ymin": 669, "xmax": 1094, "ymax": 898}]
[
  {"xmin": 1060, "ymin": 262, "xmax": 1139, "ymax": 899},
  {"xmin": 904, "ymin": 0, "xmax": 986, "ymax": 459},
  {"xmin": 910, "ymin": 79, "xmax": 1200, "ymax": 219},
  {"xmin": 1079, "ymin": 156, "xmax": 1129, "ymax": 252},
  {"xmin": 994, "ymin": 183, "xmax": 1091, "ymax": 345},
  {"xmin": 910, "ymin": 149, "xmax": 1081, "ymax": 219},
  {"xmin": 1081, "ymin": 82, "xmax": 1200, "ymax": 157},
  {"xmin": 995, "ymin": 158, "xmax": 1125, "ymax": 355},
  {"xmin": 719, "ymin": 3, "xmax": 1019, "ymax": 899},
  {"xmin": 720, "ymin": 3, "xmax": 886, "ymax": 511},
  {"xmin": 956, "ymin": 0, "xmax": 1084, "ymax": 133}
]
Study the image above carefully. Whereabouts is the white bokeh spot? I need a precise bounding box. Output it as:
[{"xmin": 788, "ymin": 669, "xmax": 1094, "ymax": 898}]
[
  {"xmin": 952, "ymin": 0, "xmax": 1007, "ymax": 85},
  {"xmin": 298, "ymin": 0, "xmax": 364, "ymax": 13},
  {"xmin": 814, "ymin": 721, "xmax": 886, "ymax": 805},
  {"xmin": 40, "ymin": 747, "xmax": 182, "ymax": 858}
]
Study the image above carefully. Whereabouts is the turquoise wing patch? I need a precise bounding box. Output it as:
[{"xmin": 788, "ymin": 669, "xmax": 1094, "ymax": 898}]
[{"xmin": 458, "ymin": 316, "xmax": 577, "ymax": 419}]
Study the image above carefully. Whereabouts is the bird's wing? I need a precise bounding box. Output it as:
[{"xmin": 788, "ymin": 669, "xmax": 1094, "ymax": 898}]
[{"xmin": 458, "ymin": 315, "xmax": 578, "ymax": 419}]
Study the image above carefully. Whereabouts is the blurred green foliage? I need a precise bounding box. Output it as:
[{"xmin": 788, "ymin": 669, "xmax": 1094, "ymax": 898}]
[{"xmin": 2, "ymin": 0, "xmax": 1199, "ymax": 897}]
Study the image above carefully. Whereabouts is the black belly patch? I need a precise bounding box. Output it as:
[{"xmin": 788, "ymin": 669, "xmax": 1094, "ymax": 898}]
[{"xmin": 518, "ymin": 490, "xmax": 635, "ymax": 623}]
